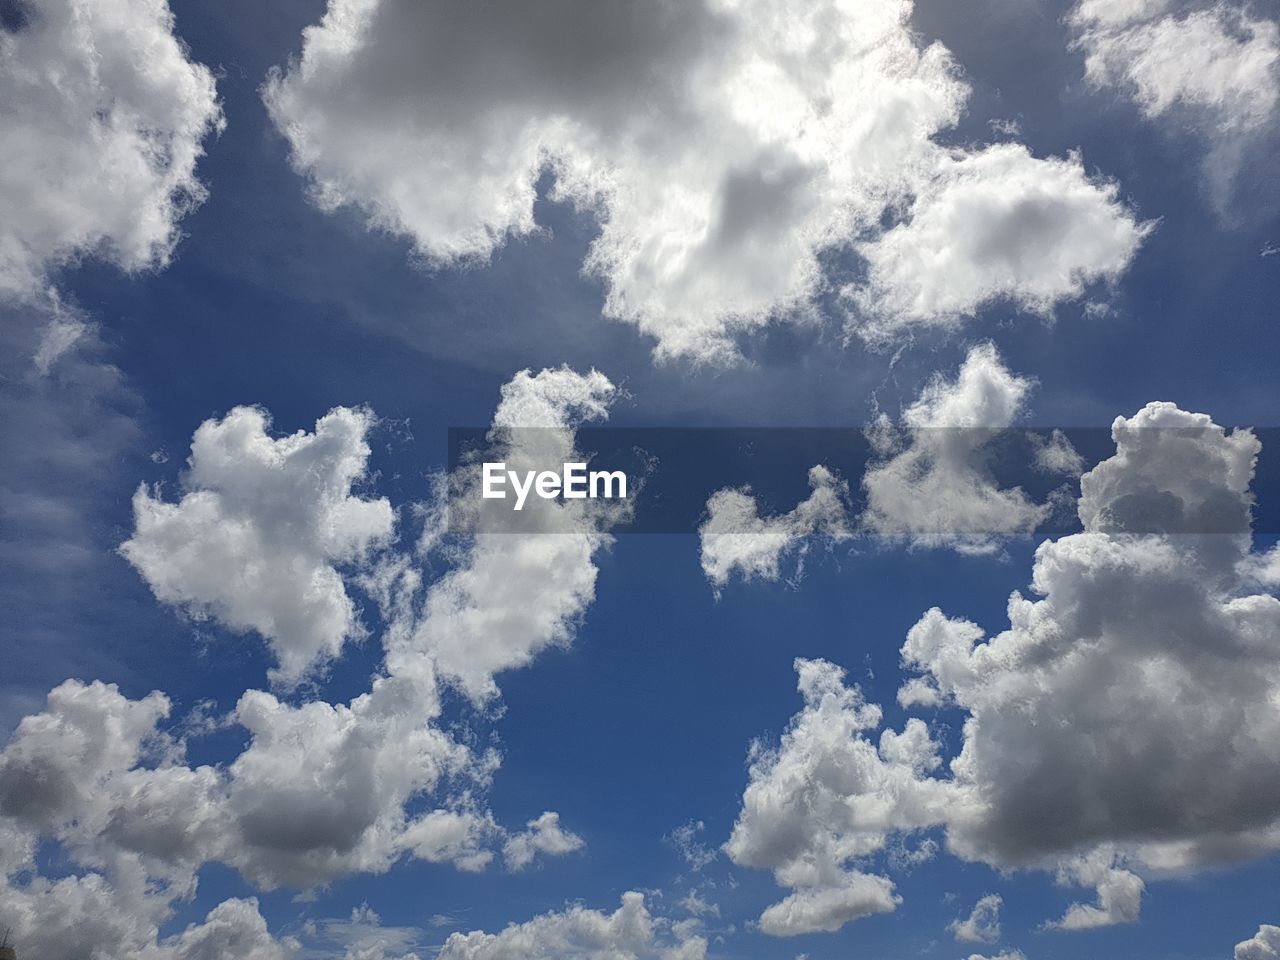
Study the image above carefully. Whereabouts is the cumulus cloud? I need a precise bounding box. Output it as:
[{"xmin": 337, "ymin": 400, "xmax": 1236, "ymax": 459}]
[
  {"xmin": 1238, "ymin": 923, "xmax": 1280, "ymax": 960},
  {"xmin": 3, "ymin": 368, "xmax": 615, "ymax": 959},
  {"xmin": 951, "ymin": 893, "xmax": 1002, "ymax": 943},
  {"xmin": 122, "ymin": 405, "xmax": 395, "ymax": 686},
  {"xmin": 724, "ymin": 658, "xmax": 949, "ymax": 935},
  {"xmin": 903, "ymin": 402, "xmax": 1280, "ymax": 883},
  {"xmin": 264, "ymin": 0, "xmax": 1142, "ymax": 361},
  {"xmin": 0, "ymin": 860, "xmax": 297, "ymax": 960},
  {"xmin": 860, "ymin": 343, "xmax": 1057, "ymax": 553},
  {"xmin": 729, "ymin": 401, "xmax": 1280, "ymax": 931},
  {"xmin": 699, "ymin": 465, "xmax": 851, "ymax": 589},
  {"xmin": 398, "ymin": 367, "xmax": 618, "ymax": 702},
  {"xmin": 850, "ymin": 146, "xmax": 1149, "ymax": 337},
  {"xmin": 503, "ymin": 811, "xmax": 585, "ymax": 871},
  {"xmin": 1044, "ymin": 852, "xmax": 1143, "ymax": 931},
  {"xmin": 0, "ymin": 0, "xmax": 222, "ymax": 301},
  {"xmin": 436, "ymin": 892, "xmax": 706, "ymax": 960}
]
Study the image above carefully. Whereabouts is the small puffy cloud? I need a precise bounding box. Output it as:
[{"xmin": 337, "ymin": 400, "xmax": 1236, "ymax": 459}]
[
  {"xmin": 1044, "ymin": 852, "xmax": 1143, "ymax": 931},
  {"xmin": 850, "ymin": 146, "xmax": 1148, "ymax": 337},
  {"xmin": 951, "ymin": 893, "xmax": 1002, "ymax": 944},
  {"xmin": 699, "ymin": 465, "xmax": 850, "ymax": 589},
  {"xmin": 756, "ymin": 875, "xmax": 899, "ymax": 937},
  {"xmin": 398, "ymin": 367, "xmax": 617, "ymax": 702},
  {"xmin": 860, "ymin": 343, "xmax": 1053, "ymax": 553},
  {"xmin": 0, "ymin": 0, "xmax": 222, "ymax": 301},
  {"xmin": 122, "ymin": 406, "xmax": 395, "ymax": 686},
  {"xmin": 1031, "ymin": 429, "xmax": 1085, "ymax": 475},
  {"xmin": 724, "ymin": 658, "xmax": 949, "ymax": 935},
  {"xmin": 1237, "ymin": 924, "xmax": 1280, "ymax": 960},
  {"xmin": 502, "ymin": 811, "xmax": 585, "ymax": 872},
  {"xmin": 436, "ymin": 892, "xmax": 706, "ymax": 960}
]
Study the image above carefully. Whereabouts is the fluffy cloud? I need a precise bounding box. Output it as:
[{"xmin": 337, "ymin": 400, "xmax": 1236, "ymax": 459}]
[
  {"xmin": 860, "ymin": 343, "xmax": 1058, "ymax": 553},
  {"xmin": 0, "ymin": 675, "xmax": 495, "ymax": 895},
  {"xmin": 699, "ymin": 465, "xmax": 851, "ymax": 589},
  {"xmin": 0, "ymin": 866, "xmax": 296, "ymax": 960},
  {"xmin": 1044, "ymin": 852, "xmax": 1143, "ymax": 931},
  {"xmin": 398, "ymin": 367, "xmax": 617, "ymax": 702},
  {"xmin": 729, "ymin": 401, "xmax": 1280, "ymax": 931},
  {"xmin": 264, "ymin": 0, "xmax": 1142, "ymax": 362},
  {"xmin": 0, "ymin": 0, "xmax": 222, "ymax": 301},
  {"xmin": 503, "ymin": 811, "xmax": 585, "ymax": 872},
  {"xmin": 3, "ymin": 368, "xmax": 617, "ymax": 958},
  {"xmin": 436, "ymin": 892, "xmax": 706, "ymax": 960},
  {"xmin": 902, "ymin": 403, "xmax": 1280, "ymax": 879},
  {"xmin": 724, "ymin": 658, "xmax": 950, "ymax": 935},
  {"xmin": 951, "ymin": 893, "xmax": 1002, "ymax": 943},
  {"xmin": 1238, "ymin": 924, "xmax": 1280, "ymax": 960},
  {"xmin": 850, "ymin": 146, "xmax": 1149, "ymax": 338},
  {"xmin": 122, "ymin": 406, "xmax": 395, "ymax": 686}
]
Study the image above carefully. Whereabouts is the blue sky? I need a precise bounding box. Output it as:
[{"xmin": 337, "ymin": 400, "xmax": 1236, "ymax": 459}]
[{"xmin": 2, "ymin": 0, "xmax": 1280, "ymax": 958}]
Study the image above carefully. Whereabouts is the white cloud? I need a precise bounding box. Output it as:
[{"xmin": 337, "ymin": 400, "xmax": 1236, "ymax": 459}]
[
  {"xmin": 264, "ymin": 0, "xmax": 1142, "ymax": 362},
  {"xmin": 1237, "ymin": 924, "xmax": 1280, "ymax": 960},
  {"xmin": 122, "ymin": 405, "xmax": 395, "ymax": 686},
  {"xmin": 0, "ymin": 867, "xmax": 297, "ymax": 960},
  {"xmin": 0, "ymin": 0, "xmax": 222, "ymax": 301},
  {"xmin": 1069, "ymin": 0, "xmax": 1280, "ymax": 206},
  {"xmin": 724, "ymin": 658, "xmax": 949, "ymax": 935},
  {"xmin": 397, "ymin": 367, "xmax": 618, "ymax": 702},
  {"xmin": 503, "ymin": 811, "xmax": 585, "ymax": 871},
  {"xmin": 899, "ymin": 402, "xmax": 1280, "ymax": 904},
  {"xmin": 860, "ymin": 343, "xmax": 1054, "ymax": 553},
  {"xmin": 850, "ymin": 146, "xmax": 1149, "ymax": 337},
  {"xmin": 756, "ymin": 875, "xmax": 900, "ymax": 937},
  {"xmin": 5, "ymin": 366, "xmax": 608, "ymax": 942},
  {"xmin": 1031, "ymin": 429, "xmax": 1085, "ymax": 476},
  {"xmin": 699, "ymin": 465, "xmax": 850, "ymax": 589},
  {"xmin": 729, "ymin": 401, "xmax": 1280, "ymax": 931},
  {"xmin": 436, "ymin": 892, "xmax": 706, "ymax": 960},
  {"xmin": 1044, "ymin": 851, "xmax": 1143, "ymax": 931},
  {"xmin": 951, "ymin": 893, "xmax": 1002, "ymax": 944},
  {"xmin": 1072, "ymin": 1, "xmax": 1279, "ymax": 131}
]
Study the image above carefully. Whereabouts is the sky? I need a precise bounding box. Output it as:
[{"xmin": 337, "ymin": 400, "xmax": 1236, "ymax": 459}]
[{"xmin": 1, "ymin": 0, "xmax": 1280, "ymax": 958}]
